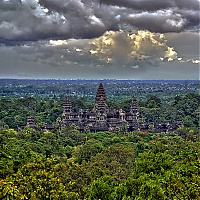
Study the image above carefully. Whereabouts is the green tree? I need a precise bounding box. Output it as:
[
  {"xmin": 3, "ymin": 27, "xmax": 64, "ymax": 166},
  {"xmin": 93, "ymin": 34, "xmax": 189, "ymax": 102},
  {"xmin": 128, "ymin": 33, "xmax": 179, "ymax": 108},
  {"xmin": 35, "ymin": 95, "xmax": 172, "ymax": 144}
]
[
  {"xmin": 72, "ymin": 139, "xmax": 103, "ymax": 164},
  {"xmin": 85, "ymin": 175, "xmax": 119, "ymax": 200},
  {"xmin": 0, "ymin": 155, "xmax": 79, "ymax": 200}
]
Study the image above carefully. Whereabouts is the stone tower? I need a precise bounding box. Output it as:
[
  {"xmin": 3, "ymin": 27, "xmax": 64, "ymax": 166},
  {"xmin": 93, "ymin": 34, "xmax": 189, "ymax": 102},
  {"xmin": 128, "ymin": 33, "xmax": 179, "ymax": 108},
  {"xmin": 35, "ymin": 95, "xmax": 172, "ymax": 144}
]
[
  {"xmin": 26, "ymin": 116, "xmax": 36, "ymax": 129},
  {"xmin": 131, "ymin": 97, "xmax": 139, "ymax": 129},
  {"xmin": 126, "ymin": 97, "xmax": 140, "ymax": 130},
  {"xmin": 93, "ymin": 83, "xmax": 109, "ymax": 114},
  {"xmin": 62, "ymin": 96, "xmax": 73, "ymax": 124},
  {"xmin": 130, "ymin": 97, "xmax": 139, "ymax": 116},
  {"xmin": 93, "ymin": 83, "xmax": 109, "ymax": 127}
]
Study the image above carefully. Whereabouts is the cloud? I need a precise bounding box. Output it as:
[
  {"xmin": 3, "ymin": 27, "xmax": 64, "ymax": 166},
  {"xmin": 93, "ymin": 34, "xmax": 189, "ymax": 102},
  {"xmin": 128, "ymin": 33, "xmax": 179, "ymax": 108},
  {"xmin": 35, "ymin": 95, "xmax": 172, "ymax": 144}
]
[
  {"xmin": 13, "ymin": 30, "xmax": 180, "ymax": 70},
  {"xmin": 99, "ymin": 0, "xmax": 174, "ymax": 11},
  {"xmin": 90, "ymin": 30, "xmax": 178, "ymax": 65},
  {"xmin": 124, "ymin": 10, "xmax": 188, "ymax": 32},
  {"xmin": 100, "ymin": 0, "xmax": 200, "ymax": 11},
  {"xmin": 0, "ymin": 0, "xmax": 70, "ymax": 41},
  {"xmin": 0, "ymin": 0, "xmax": 199, "ymax": 43},
  {"xmin": 164, "ymin": 32, "xmax": 199, "ymax": 61}
]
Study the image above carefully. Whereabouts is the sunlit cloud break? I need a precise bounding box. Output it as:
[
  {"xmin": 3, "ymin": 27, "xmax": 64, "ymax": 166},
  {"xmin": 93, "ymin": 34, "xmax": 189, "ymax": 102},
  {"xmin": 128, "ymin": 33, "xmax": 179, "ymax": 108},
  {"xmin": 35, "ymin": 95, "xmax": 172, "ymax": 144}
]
[
  {"xmin": 49, "ymin": 40, "xmax": 68, "ymax": 46},
  {"xmin": 89, "ymin": 30, "xmax": 178, "ymax": 66},
  {"xmin": 17, "ymin": 30, "xmax": 182, "ymax": 69}
]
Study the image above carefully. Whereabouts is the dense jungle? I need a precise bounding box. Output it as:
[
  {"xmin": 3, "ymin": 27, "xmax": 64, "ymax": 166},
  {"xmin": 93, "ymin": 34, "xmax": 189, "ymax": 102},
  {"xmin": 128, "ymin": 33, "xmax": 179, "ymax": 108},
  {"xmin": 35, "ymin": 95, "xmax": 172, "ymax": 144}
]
[{"xmin": 0, "ymin": 79, "xmax": 199, "ymax": 199}]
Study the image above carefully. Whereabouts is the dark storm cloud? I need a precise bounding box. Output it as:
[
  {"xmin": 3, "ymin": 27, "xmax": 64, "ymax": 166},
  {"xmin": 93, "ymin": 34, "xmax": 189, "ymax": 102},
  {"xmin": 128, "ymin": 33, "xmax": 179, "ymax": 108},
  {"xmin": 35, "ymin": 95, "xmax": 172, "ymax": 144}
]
[
  {"xmin": 99, "ymin": 0, "xmax": 174, "ymax": 11},
  {"xmin": 174, "ymin": 0, "xmax": 200, "ymax": 10},
  {"xmin": 124, "ymin": 10, "xmax": 187, "ymax": 32},
  {"xmin": 0, "ymin": 0, "xmax": 116, "ymax": 42},
  {"xmin": 99, "ymin": 0, "xmax": 200, "ymax": 11},
  {"xmin": 38, "ymin": 0, "xmax": 114, "ymax": 38},
  {"xmin": 0, "ymin": 0, "xmax": 70, "ymax": 41},
  {"xmin": 0, "ymin": 0, "xmax": 199, "ymax": 43}
]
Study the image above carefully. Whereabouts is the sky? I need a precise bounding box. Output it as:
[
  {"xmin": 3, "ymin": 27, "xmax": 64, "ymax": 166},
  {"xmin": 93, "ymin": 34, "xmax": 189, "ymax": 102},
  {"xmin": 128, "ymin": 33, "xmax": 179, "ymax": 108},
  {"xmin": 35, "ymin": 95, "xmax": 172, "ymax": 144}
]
[{"xmin": 0, "ymin": 0, "xmax": 199, "ymax": 80}]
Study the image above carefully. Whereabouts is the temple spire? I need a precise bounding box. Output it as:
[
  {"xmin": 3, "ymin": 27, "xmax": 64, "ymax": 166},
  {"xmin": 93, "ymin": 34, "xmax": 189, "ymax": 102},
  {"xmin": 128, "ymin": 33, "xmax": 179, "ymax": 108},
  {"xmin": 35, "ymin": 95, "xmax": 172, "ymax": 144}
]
[
  {"xmin": 26, "ymin": 116, "xmax": 36, "ymax": 129},
  {"xmin": 130, "ymin": 96, "xmax": 139, "ymax": 115},
  {"xmin": 95, "ymin": 83, "xmax": 107, "ymax": 102},
  {"xmin": 62, "ymin": 96, "xmax": 73, "ymax": 124},
  {"xmin": 63, "ymin": 96, "xmax": 72, "ymax": 114},
  {"xmin": 129, "ymin": 96, "xmax": 139, "ymax": 130},
  {"xmin": 93, "ymin": 83, "xmax": 109, "ymax": 114}
]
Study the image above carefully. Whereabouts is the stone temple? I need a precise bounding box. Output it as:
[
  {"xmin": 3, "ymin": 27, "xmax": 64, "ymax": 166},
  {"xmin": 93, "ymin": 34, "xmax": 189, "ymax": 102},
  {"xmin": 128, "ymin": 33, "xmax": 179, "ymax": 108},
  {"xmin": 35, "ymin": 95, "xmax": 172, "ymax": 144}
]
[
  {"xmin": 26, "ymin": 83, "xmax": 183, "ymax": 133},
  {"xmin": 62, "ymin": 83, "xmax": 142, "ymax": 132}
]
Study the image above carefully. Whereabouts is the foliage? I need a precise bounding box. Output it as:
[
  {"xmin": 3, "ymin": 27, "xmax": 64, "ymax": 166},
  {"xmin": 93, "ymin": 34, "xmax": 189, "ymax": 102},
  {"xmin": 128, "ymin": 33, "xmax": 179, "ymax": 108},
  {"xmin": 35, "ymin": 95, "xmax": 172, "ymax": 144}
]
[
  {"xmin": 0, "ymin": 155, "xmax": 79, "ymax": 199},
  {"xmin": 0, "ymin": 125, "xmax": 199, "ymax": 199},
  {"xmin": 0, "ymin": 81, "xmax": 199, "ymax": 199}
]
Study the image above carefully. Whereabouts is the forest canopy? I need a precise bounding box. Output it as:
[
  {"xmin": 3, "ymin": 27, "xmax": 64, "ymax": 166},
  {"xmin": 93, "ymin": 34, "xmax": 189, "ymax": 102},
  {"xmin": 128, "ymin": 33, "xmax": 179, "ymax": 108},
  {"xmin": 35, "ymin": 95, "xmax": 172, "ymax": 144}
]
[{"xmin": 0, "ymin": 80, "xmax": 199, "ymax": 199}]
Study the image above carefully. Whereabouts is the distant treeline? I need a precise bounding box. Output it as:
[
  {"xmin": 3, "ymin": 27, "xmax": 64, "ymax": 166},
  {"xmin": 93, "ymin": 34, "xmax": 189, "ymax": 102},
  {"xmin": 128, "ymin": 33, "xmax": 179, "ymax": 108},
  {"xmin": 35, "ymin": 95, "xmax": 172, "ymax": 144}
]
[{"xmin": 0, "ymin": 79, "xmax": 198, "ymax": 101}]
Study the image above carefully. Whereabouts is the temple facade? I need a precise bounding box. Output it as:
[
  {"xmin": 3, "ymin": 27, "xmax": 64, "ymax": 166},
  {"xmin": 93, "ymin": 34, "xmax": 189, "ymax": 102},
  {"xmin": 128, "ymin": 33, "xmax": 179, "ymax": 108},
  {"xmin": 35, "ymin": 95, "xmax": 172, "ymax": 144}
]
[{"xmin": 62, "ymin": 83, "xmax": 142, "ymax": 132}]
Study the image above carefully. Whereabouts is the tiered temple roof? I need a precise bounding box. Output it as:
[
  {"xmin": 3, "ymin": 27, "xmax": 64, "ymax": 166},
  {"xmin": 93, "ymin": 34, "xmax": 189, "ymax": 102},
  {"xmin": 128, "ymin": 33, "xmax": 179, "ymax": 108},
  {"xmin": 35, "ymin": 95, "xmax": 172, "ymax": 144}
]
[
  {"xmin": 130, "ymin": 97, "xmax": 139, "ymax": 115},
  {"xmin": 93, "ymin": 83, "xmax": 109, "ymax": 114},
  {"xmin": 26, "ymin": 116, "xmax": 36, "ymax": 129},
  {"xmin": 62, "ymin": 96, "xmax": 72, "ymax": 114},
  {"xmin": 95, "ymin": 83, "xmax": 107, "ymax": 102}
]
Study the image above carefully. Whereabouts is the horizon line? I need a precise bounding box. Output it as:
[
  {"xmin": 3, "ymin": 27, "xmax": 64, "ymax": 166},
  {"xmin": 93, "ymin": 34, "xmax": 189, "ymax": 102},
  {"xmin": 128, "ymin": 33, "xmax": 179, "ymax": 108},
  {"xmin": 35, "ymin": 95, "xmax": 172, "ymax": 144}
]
[{"xmin": 0, "ymin": 78, "xmax": 199, "ymax": 81}]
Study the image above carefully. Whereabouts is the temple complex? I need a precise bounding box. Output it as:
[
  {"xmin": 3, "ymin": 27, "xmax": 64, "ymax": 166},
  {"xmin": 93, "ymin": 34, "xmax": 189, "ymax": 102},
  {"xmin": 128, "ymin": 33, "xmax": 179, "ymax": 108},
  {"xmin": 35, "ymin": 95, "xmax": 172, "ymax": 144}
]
[
  {"xmin": 25, "ymin": 83, "xmax": 183, "ymax": 133},
  {"xmin": 61, "ymin": 83, "xmax": 141, "ymax": 132}
]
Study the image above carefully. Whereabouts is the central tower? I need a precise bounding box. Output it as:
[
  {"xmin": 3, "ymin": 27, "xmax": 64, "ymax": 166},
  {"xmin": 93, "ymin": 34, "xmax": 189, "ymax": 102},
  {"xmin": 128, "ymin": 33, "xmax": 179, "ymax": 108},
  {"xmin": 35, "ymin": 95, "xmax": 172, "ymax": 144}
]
[
  {"xmin": 93, "ymin": 83, "xmax": 109, "ymax": 129},
  {"xmin": 93, "ymin": 83, "xmax": 109, "ymax": 114}
]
